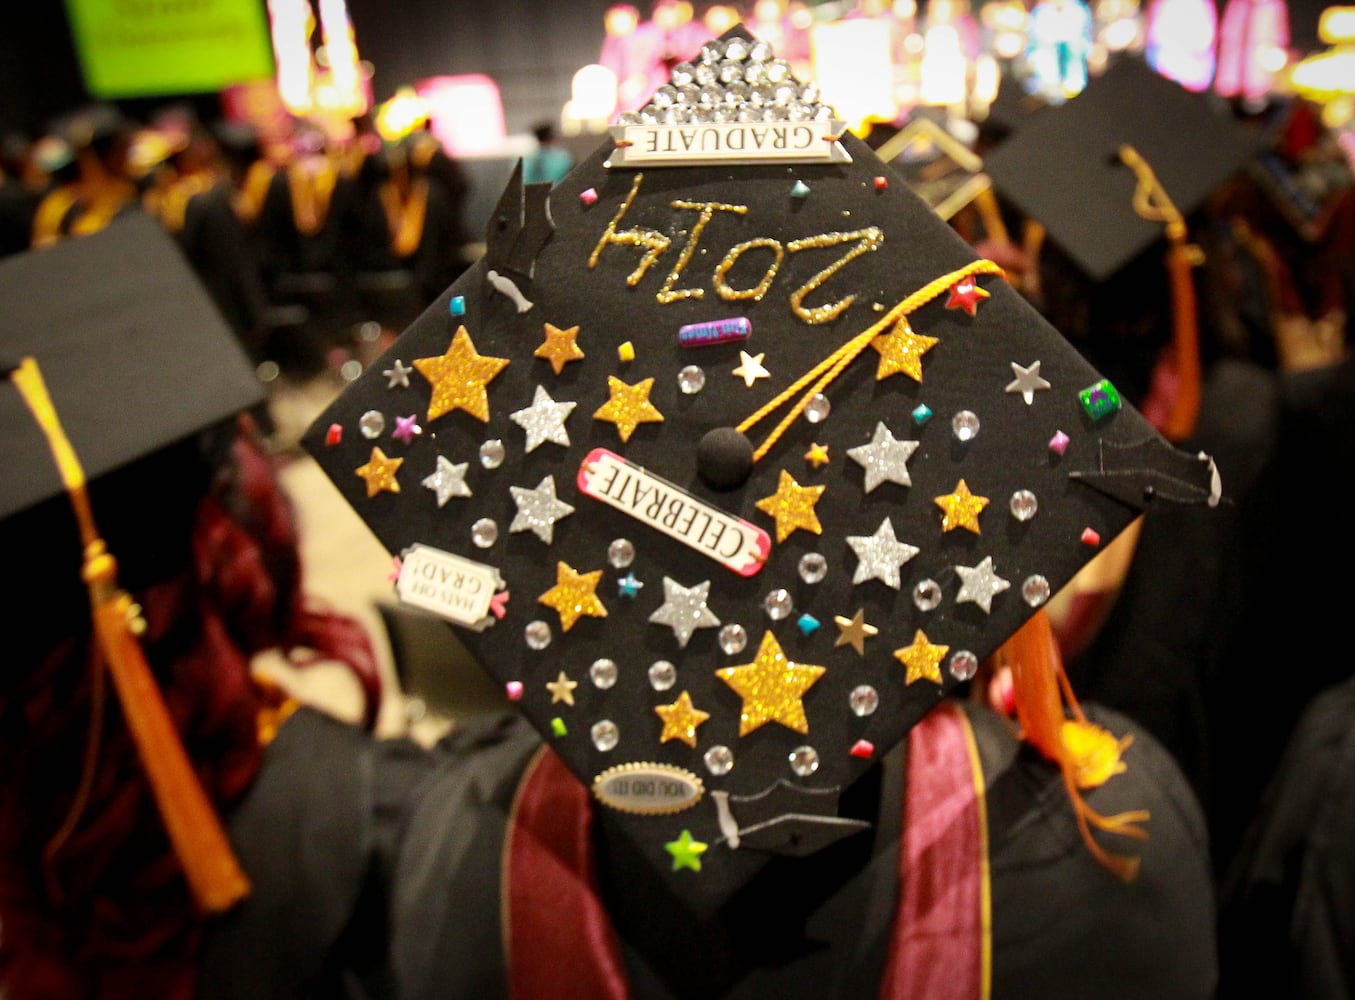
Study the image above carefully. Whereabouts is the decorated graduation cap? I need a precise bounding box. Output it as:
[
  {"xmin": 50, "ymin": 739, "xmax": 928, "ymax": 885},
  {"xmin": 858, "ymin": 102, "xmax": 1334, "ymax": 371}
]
[{"xmin": 303, "ymin": 27, "xmax": 1217, "ymax": 912}]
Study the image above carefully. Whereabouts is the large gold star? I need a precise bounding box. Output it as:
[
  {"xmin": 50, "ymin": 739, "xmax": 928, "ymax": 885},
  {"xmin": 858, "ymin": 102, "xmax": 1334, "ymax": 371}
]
[
  {"xmin": 534, "ymin": 322, "xmax": 585, "ymax": 375},
  {"xmin": 895, "ymin": 629, "xmax": 949, "ymax": 685},
  {"xmin": 593, "ymin": 375, "xmax": 664, "ymax": 442},
  {"xmin": 754, "ymin": 469, "xmax": 826, "ymax": 542},
  {"xmin": 654, "ymin": 690, "xmax": 711, "ymax": 748},
  {"xmin": 934, "ymin": 479, "xmax": 989, "ymax": 534},
  {"xmin": 716, "ymin": 631, "xmax": 826, "ymax": 736},
  {"xmin": 870, "ymin": 316, "xmax": 939, "ymax": 382},
  {"xmin": 413, "ymin": 325, "xmax": 510, "ymax": 423},
  {"xmin": 537, "ymin": 561, "xmax": 608, "ymax": 632},
  {"xmin": 833, "ymin": 608, "xmax": 880, "ymax": 656},
  {"xmin": 354, "ymin": 447, "xmax": 403, "ymax": 497}
]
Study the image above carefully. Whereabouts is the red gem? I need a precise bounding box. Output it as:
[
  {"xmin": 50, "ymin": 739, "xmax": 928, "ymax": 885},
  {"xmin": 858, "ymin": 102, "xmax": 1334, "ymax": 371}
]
[
  {"xmin": 1080, "ymin": 527, "xmax": 1101, "ymax": 546},
  {"xmin": 325, "ymin": 423, "xmax": 343, "ymax": 445},
  {"xmin": 506, "ymin": 681, "xmax": 524, "ymax": 701},
  {"xmin": 850, "ymin": 739, "xmax": 875, "ymax": 759},
  {"xmin": 945, "ymin": 277, "xmax": 990, "ymax": 317},
  {"xmin": 873, "ymin": 175, "xmax": 888, "ymax": 191}
]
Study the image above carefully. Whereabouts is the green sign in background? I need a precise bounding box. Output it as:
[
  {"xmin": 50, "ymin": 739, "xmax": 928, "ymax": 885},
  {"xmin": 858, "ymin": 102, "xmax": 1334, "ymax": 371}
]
[{"xmin": 64, "ymin": 0, "xmax": 276, "ymax": 99}]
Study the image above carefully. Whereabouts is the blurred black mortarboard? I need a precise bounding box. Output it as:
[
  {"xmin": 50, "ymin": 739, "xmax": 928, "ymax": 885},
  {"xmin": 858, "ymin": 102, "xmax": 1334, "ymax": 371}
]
[
  {"xmin": 302, "ymin": 27, "xmax": 1217, "ymax": 913},
  {"xmin": 874, "ymin": 112, "xmax": 992, "ymax": 224}
]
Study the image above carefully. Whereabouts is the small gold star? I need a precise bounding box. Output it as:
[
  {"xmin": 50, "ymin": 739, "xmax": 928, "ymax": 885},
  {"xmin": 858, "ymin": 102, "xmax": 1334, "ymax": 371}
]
[
  {"xmin": 871, "ymin": 316, "xmax": 938, "ymax": 382},
  {"xmin": 895, "ymin": 629, "xmax": 949, "ymax": 685},
  {"xmin": 732, "ymin": 350, "xmax": 770, "ymax": 387},
  {"xmin": 545, "ymin": 671, "xmax": 579, "ymax": 705},
  {"xmin": 413, "ymin": 325, "xmax": 510, "ymax": 423},
  {"xmin": 354, "ymin": 447, "xmax": 403, "ymax": 497},
  {"xmin": 534, "ymin": 322, "xmax": 584, "ymax": 375},
  {"xmin": 716, "ymin": 631, "xmax": 826, "ymax": 736},
  {"xmin": 804, "ymin": 442, "xmax": 830, "ymax": 468},
  {"xmin": 934, "ymin": 479, "xmax": 989, "ymax": 534},
  {"xmin": 754, "ymin": 469, "xmax": 825, "ymax": 542},
  {"xmin": 593, "ymin": 375, "xmax": 664, "ymax": 442},
  {"xmin": 833, "ymin": 608, "xmax": 879, "ymax": 656},
  {"xmin": 654, "ymin": 690, "xmax": 710, "ymax": 748},
  {"xmin": 537, "ymin": 561, "xmax": 608, "ymax": 632}
]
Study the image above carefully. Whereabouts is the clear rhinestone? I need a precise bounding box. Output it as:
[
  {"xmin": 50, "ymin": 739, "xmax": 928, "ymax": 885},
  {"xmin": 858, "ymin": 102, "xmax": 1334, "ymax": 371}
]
[
  {"xmin": 695, "ymin": 62, "xmax": 717, "ymax": 86},
  {"xmin": 1010, "ymin": 489, "xmax": 1039, "ymax": 522},
  {"xmin": 471, "ymin": 518, "xmax": 499, "ymax": 548},
  {"xmin": 787, "ymin": 102, "xmax": 813, "ymax": 121},
  {"xmin": 773, "ymin": 80, "xmax": 799, "ymax": 106},
  {"xmin": 591, "ymin": 720, "xmax": 619, "ymax": 751},
  {"xmin": 589, "ymin": 658, "xmax": 618, "ymax": 689},
  {"xmin": 607, "ymin": 538, "xmax": 635, "ymax": 568},
  {"xmin": 699, "ymin": 82, "xmax": 723, "ymax": 106},
  {"xmin": 789, "ymin": 745, "xmax": 820, "ymax": 776},
  {"xmin": 670, "ymin": 61, "xmax": 696, "ymax": 86},
  {"xmin": 725, "ymin": 80, "xmax": 751, "ymax": 105},
  {"xmin": 804, "ymin": 393, "xmax": 831, "ymax": 423},
  {"xmin": 340, "ymin": 359, "xmax": 363, "ymax": 382},
  {"xmin": 800, "ymin": 81, "xmax": 821, "ymax": 103},
  {"xmin": 704, "ymin": 745, "xmax": 734, "ymax": 776},
  {"xmin": 724, "ymin": 35, "xmax": 750, "ymax": 60},
  {"xmin": 701, "ymin": 39, "xmax": 725, "ymax": 64},
  {"xmin": 688, "ymin": 105, "xmax": 713, "ymax": 124},
  {"xmin": 949, "ymin": 650, "xmax": 979, "ymax": 681},
  {"xmin": 638, "ymin": 104, "xmax": 659, "ymax": 124},
  {"xmin": 750, "ymin": 83, "xmax": 775, "ymax": 107},
  {"xmin": 718, "ymin": 623, "xmax": 748, "ymax": 655},
  {"xmin": 743, "ymin": 61, "xmax": 765, "ymax": 85},
  {"xmin": 652, "ymin": 84, "xmax": 678, "ymax": 108},
  {"xmin": 913, "ymin": 578, "xmax": 943, "ymax": 612},
  {"xmin": 849, "ymin": 684, "xmax": 880, "ymax": 717},
  {"xmin": 616, "ymin": 110, "xmax": 642, "ymax": 125},
  {"xmin": 749, "ymin": 39, "xmax": 773, "ymax": 63},
  {"xmin": 359, "ymin": 410, "xmax": 385, "ymax": 439},
  {"xmin": 1022, "ymin": 575, "xmax": 1051, "ymax": 607},
  {"xmin": 676, "ymin": 83, "xmax": 701, "ymax": 106},
  {"xmin": 658, "ymin": 104, "xmax": 686, "ymax": 125},
  {"xmin": 812, "ymin": 103, "xmax": 836, "ymax": 121},
  {"xmin": 952, "ymin": 410, "xmax": 981, "ymax": 442},
  {"xmin": 719, "ymin": 58, "xmax": 744, "ymax": 84},
  {"xmin": 764, "ymin": 589, "xmax": 793, "ymax": 620},
  {"xmin": 766, "ymin": 59, "xmax": 792, "ymax": 83},
  {"xmin": 648, "ymin": 660, "xmax": 676, "ymax": 691},
  {"xmin": 678, "ymin": 365, "xmax": 706, "ymax": 394},
  {"xmin": 736, "ymin": 106, "xmax": 761, "ymax": 123},
  {"xmin": 710, "ymin": 105, "xmax": 734, "ymax": 123},
  {"xmin": 479, "ymin": 439, "xmax": 505, "ymax": 469},
  {"xmin": 798, "ymin": 552, "xmax": 828, "ymax": 584},
  {"xmin": 524, "ymin": 620, "xmax": 551, "ymax": 650}
]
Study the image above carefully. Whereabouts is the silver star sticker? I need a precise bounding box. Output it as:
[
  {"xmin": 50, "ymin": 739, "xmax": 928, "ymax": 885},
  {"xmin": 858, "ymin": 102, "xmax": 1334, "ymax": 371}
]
[
  {"xmin": 1005, "ymin": 360, "xmax": 1051, "ymax": 405},
  {"xmin": 509, "ymin": 474, "xmax": 575, "ymax": 543},
  {"xmin": 955, "ymin": 556, "xmax": 1011, "ymax": 613},
  {"xmin": 510, "ymin": 385, "xmax": 576, "ymax": 453},
  {"xmin": 846, "ymin": 421, "xmax": 920, "ymax": 492},
  {"xmin": 383, "ymin": 359, "xmax": 414, "ymax": 389},
  {"xmin": 648, "ymin": 576, "xmax": 721, "ymax": 648},
  {"xmin": 847, "ymin": 517, "xmax": 919, "ymax": 589},
  {"xmin": 422, "ymin": 455, "xmax": 472, "ymax": 507}
]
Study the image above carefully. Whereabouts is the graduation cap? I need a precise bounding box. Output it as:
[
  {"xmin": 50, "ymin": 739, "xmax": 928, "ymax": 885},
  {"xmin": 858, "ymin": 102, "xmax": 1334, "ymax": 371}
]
[{"xmin": 302, "ymin": 27, "xmax": 1217, "ymax": 914}]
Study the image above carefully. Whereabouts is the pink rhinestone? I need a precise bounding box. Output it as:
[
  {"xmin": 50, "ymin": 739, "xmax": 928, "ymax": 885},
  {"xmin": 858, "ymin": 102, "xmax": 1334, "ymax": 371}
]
[
  {"xmin": 506, "ymin": 680, "xmax": 524, "ymax": 701},
  {"xmin": 873, "ymin": 176, "xmax": 888, "ymax": 191},
  {"xmin": 1080, "ymin": 527, "xmax": 1101, "ymax": 546},
  {"xmin": 850, "ymin": 739, "xmax": 875, "ymax": 759},
  {"xmin": 1048, "ymin": 429, "xmax": 1070, "ymax": 455},
  {"xmin": 580, "ymin": 187, "xmax": 599, "ymax": 206}
]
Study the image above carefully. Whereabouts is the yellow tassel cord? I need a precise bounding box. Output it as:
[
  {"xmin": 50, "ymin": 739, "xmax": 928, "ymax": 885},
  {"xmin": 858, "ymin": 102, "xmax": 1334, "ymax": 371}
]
[
  {"xmin": 11, "ymin": 358, "xmax": 251, "ymax": 914},
  {"xmin": 380, "ymin": 167, "xmax": 430, "ymax": 260},
  {"xmin": 736, "ymin": 258, "xmax": 1004, "ymax": 463},
  {"xmin": 997, "ymin": 609, "xmax": 1149, "ymax": 882}
]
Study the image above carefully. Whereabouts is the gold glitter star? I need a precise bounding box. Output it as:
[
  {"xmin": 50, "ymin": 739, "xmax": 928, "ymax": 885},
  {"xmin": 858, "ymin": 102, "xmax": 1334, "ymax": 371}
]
[
  {"xmin": 895, "ymin": 629, "xmax": 949, "ymax": 685},
  {"xmin": 833, "ymin": 608, "xmax": 879, "ymax": 656},
  {"xmin": 534, "ymin": 322, "xmax": 585, "ymax": 375},
  {"xmin": 716, "ymin": 630, "xmax": 826, "ymax": 736},
  {"xmin": 593, "ymin": 375, "xmax": 664, "ymax": 442},
  {"xmin": 545, "ymin": 670, "xmax": 578, "ymax": 705},
  {"xmin": 870, "ymin": 316, "xmax": 939, "ymax": 382},
  {"xmin": 537, "ymin": 561, "xmax": 608, "ymax": 632},
  {"xmin": 804, "ymin": 442, "xmax": 830, "ymax": 468},
  {"xmin": 654, "ymin": 690, "xmax": 710, "ymax": 748},
  {"xmin": 354, "ymin": 447, "xmax": 403, "ymax": 497},
  {"xmin": 754, "ymin": 469, "xmax": 826, "ymax": 542},
  {"xmin": 413, "ymin": 325, "xmax": 510, "ymax": 423},
  {"xmin": 934, "ymin": 479, "xmax": 989, "ymax": 534}
]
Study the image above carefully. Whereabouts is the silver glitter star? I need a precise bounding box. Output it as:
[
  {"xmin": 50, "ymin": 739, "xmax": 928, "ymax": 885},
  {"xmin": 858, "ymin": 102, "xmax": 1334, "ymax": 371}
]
[
  {"xmin": 510, "ymin": 385, "xmax": 576, "ymax": 453},
  {"xmin": 648, "ymin": 576, "xmax": 721, "ymax": 648},
  {"xmin": 383, "ymin": 359, "xmax": 414, "ymax": 389},
  {"xmin": 846, "ymin": 421, "xmax": 920, "ymax": 493},
  {"xmin": 421, "ymin": 455, "xmax": 472, "ymax": 507},
  {"xmin": 954, "ymin": 556, "xmax": 1011, "ymax": 613},
  {"xmin": 1005, "ymin": 360, "xmax": 1051, "ymax": 405},
  {"xmin": 509, "ymin": 474, "xmax": 575, "ymax": 543},
  {"xmin": 847, "ymin": 517, "xmax": 919, "ymax": 589}
]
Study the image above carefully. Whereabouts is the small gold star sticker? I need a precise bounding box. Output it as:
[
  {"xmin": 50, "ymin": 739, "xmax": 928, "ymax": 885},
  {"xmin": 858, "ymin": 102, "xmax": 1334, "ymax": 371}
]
[
  {"xmin": 833, "ymin": 609, "xmax": 879, "ymax": 656},
  {"xmin": 593, "ymin": 375, "xmax": 664, "ymax": 442},
  {"xmin": 354, "ymin": 447, "xmax": 403, "ymax": 497},
  {"xmin": 895, "ymin": 629, "xmax": 949, "ymax": 685},
  {"xmin": 934, "ymin": 479, "xmax": 989, "ymax": 534},
  {"xmin": 870, "ymin": 316, "xmax": 939, "ymax": 382},
  {"xmin": 732, "ymin": 350, "xmax": 770, "ymax": 387},
  {"xmin": 716, "ymin": 631, "xmax": 826, "ymax": 736},
  {"xmin": 754, "ymin": 469, "xmax": 826, "ymax": 542},
  {"xmin": 534, "ymin": 322, "xmax": 584, "ymax": 375},
  {"xmin": 804, "ymin": 442, "xmax": 830, "ymax": 468},
  {"xmin": 545, "ymin": 671, "xmax": 578, "ymax": 705},
  {"xmin": 537, "ymin": 561, "xmax": 608, "ymax": 632},
  {"xmin": 413, "ymin": 325, "xmax": 510, "ymax": 423},
  {"xmin": 654, "ymin": 690, "xmax": 710, "ymax": 748}
]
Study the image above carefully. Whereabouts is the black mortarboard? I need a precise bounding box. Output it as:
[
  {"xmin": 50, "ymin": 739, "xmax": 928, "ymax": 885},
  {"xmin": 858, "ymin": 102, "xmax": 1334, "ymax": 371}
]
[
  {"xmin": 874, "ymin": 113, "xmax": 992, "ymax": 224},
  {"xmin": 302, "ymin": 27, "xmax": 1217, "ymax": 913},
  {"xmin": 983, "ymin": 54, "xmax": 1263, "ymax": 282}
]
